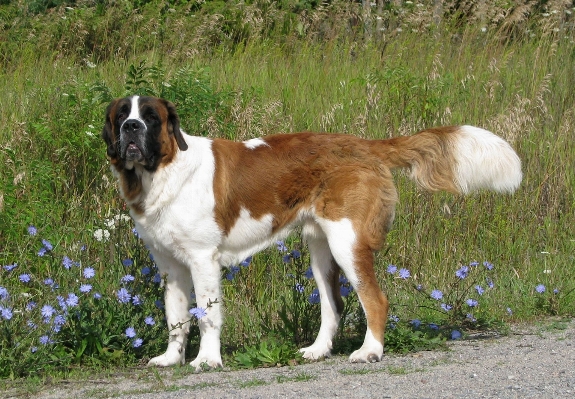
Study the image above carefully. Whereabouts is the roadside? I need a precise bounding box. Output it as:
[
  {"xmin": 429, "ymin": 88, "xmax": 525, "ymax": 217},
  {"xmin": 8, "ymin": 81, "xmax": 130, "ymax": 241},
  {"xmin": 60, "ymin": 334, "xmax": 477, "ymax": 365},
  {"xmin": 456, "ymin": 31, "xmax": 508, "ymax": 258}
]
[{"xmin": 5, "ymin": 318, "xmax": 574, "ymax": 399}]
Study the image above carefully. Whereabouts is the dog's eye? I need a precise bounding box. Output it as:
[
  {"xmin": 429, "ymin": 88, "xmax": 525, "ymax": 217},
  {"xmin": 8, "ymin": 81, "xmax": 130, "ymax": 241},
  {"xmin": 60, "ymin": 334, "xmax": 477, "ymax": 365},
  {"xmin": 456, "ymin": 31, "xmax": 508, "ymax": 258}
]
[{"xmin": 117, "ymin": 113, "xmax": 127, "ymax": 122}]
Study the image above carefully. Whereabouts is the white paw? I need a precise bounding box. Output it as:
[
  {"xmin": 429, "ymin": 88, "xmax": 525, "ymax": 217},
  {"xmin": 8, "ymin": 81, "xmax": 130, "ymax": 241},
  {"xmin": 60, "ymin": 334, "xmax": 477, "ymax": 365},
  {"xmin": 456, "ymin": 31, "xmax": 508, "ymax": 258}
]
[
  {"xmin": 348, "ymin": 344, "xmax": 383, "ymax": 363},
  {"xmin": 190, "ymin": 354, "xmax": 223, "ymax": 371},
  {"xmin": 300, "ymin": 342, "xmax": 332, "ymax": 360},
  {"xmin": 147, "ymin": 350, "xmax": 185, "ymax": 367}
]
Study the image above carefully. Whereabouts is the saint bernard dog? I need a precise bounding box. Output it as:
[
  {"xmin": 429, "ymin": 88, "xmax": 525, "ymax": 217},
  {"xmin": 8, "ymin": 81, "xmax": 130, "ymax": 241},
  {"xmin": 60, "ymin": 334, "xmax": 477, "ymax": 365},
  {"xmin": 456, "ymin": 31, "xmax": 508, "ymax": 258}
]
[{"xmin": 101, "ymin": 95, "xmax": 522, "ymax": 369}]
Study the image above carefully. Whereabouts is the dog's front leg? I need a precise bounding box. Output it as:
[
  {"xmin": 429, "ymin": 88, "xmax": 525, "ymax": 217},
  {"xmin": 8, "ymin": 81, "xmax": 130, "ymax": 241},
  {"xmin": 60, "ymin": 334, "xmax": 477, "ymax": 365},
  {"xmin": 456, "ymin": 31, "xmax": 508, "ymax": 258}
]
[
  {"xmin": 148, "ymin": 252, "xmax": 192, "ymax": 367},
  {"xmin": 189, "ymin": 250, "xmax": 223, "ymax": 370}
]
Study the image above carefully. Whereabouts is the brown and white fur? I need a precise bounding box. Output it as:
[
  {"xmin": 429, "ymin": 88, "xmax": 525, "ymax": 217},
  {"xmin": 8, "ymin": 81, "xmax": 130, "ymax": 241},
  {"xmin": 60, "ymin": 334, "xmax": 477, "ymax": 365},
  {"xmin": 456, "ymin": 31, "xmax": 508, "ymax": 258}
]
[{"xmin": 101, "ymin": 95, "xmax": 522, "ymax": 369}]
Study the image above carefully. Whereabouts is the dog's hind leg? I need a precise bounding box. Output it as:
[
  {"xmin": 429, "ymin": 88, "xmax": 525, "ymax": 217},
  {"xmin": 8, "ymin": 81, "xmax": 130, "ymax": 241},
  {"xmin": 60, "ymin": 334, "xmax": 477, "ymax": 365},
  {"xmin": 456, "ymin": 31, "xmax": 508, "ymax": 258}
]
[{"xmin": 299, "ymin": 223, "xmax": 344, "ymax": 360}]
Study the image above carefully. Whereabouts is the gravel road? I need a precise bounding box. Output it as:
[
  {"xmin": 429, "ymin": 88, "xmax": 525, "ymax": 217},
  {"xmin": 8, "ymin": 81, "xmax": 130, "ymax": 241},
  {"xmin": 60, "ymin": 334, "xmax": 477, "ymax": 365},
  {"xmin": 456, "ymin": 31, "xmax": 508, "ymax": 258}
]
[{"xmin": 6, "ymin": 319, "xmax": 574, "ymax": 399}]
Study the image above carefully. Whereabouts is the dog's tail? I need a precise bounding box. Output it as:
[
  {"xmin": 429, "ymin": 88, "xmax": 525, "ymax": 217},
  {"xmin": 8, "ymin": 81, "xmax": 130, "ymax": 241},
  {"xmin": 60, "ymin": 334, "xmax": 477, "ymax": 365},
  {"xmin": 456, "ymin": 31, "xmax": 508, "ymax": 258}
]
[{"xmin": 377, "ymin": 125, "xmax": 522, "ymax": 194}]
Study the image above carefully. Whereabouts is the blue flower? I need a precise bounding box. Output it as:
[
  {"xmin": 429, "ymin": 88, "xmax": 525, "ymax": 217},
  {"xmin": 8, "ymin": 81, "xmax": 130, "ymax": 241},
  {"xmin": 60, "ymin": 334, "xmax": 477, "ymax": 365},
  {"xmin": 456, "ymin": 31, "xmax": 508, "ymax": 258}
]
[
  {"xmin": 466, "ymin": 313, "xmax": 477, "ymax": 322},
  {"xmin": 31, "ymin": 346, "xmax": 38, "ymax": 353},
  {"xmin": 19, "ymin": 274, "xmax": 31, "ymax": 283},
  {"xmin": 152, "ymin": 273, "xmax": 162, "ymax": 284},
  {"xmin": 41, "ymin": 304, "xmax": 55, "ymax": 319},
  {"xmin": 44, "ymin": 278, "xmax": 54, "ymax": 286},
  {"xmin": 125, "ymin": 327, "xmax": 136, "ymax": 338},
  {"xmin": 276, "ymin": 241, "xmax": 288, "ymax": 252},
  {"xmin": 430, "ymin": 289, "xmax": 443, "ymax": 300},
  {"xmin": 451, "ymin": 330, "xmax": 462, "ymax": 340},
  {"xmin": 226, "ymin": 266, "xmax": 241, "ymax": 281},
  {"xmin": 386, "ymin": 264, "xmax": 397, "ymax": 274},
  {"xmin": 282, "ymin": 254, "xmax": 292, "ymax": 263},
  {"xmin": 54, "ymin": 314, "xmax": 66, "ymax": 326},
  {"xmin": 122, "ymin": 259, "xmax": 133, "ymax": 267},
  {"xmin": 441, "ymin": 303, "xmax": 452, "ymax": 311},
  {"xmin": 428, "ymin": 323, "xmax": 439, "ymax": 331},
  {"xmin": 483, "ymin": 261, "xmax": 494, "ymax": 270},
  {"xmin": 410, "ymin": 319, "xmax": 421, "ymax": 329},
  {"xmin": 80, "ymin": 284, "xmax": 92, "ymax": 293},
  {"xmin": 304, "ymin": 267, "xmax": 314, "ymax": 279},
  {"xmin": 27, "ymin": 320, "xmax": 37, "ymax": 330},
  {"xmin": 66, "ymin": 293, "xmax": 79, "ymax": 307},
  {"xmin": 83, "ymin": 267, "xmax": 95, "ymax": 279},
  {"xmin": 291, "ymin": 250, "xmax": 301, "ymax": 259},
  {"xmin": 0, "ymin": 305, "xmax": 13, "ymax": 320},
  {"xmin": 466, "ymin": 298, "xmax": 478, "ymax": 307},
  {"xmin": 117, "ymin": 288, "xmax": 131, "ymax": 303},
  {"xmin": 535, "ymin": 284, "xmax": 546, "ymax": 293},
  {"xmin": 41, "ymin": 239, "xmax": 53, "ymax": 251},
  {"xmin": 133, "ymin": 338, "xmax": 143, "ymax": 348},
  {"xmin": 141, "ymin": 267, "xmax": 151, "ymax": 276},
  {"xmin": 144, "ymin": 316, "xmax": 155, "ymax": 326},
  {"xmin": 93, "ymin": 292, "xmax": 102, "ymax": 300},
  {"xmin": 398, "ymin": 268, "xmax": 410, "ymax": 279},
  {"xmin": 3, "ymin": 263, "xmax": 17, "ymax": 271},
  {"xmin": 28, "ymin": 225, "xmax": 38, "ymax": 236},
  {"xmin": 294, "ymin": 283, "xmax": 304, "ymax": 293},
  {"xmin": 469, "ymin": 261, "xmax": 479, "ymax": 267},
  {"xmin": 0, "ymin": 286, "xmax": 9, "ymax": 301},
  {"xmin": 553, "ymin": 288, "xmax": 559, "ymax": 294},
  {"xmin": 132, "ymin": 295, "xmax": 142, "ymax": 306},
  {"xmin": 62, "ymin": 256, "xmax": 73, "ymax": 270},
  {"xmin": 340, "ymin": 285, "xmax": 353, "ymax": 297},
  {"xmin": 155, "ymin": 299, "xmax": 164, "ymax": 309},
  {"xmin": 26, "ymin": 301, "xmax": 37, "ymax": 311},
  {"xmin": 189, "ymin": 307, "xmax": 207, "ymax": 319},
  {"xmin": 239, "ymin": 256, "xmax": 252, "ymax": 267},
  {"xmin": 121, "ymin": 274, "xmax": 135, "ymax": 283},
  {"xmin": 506, "ymin": 307, "xmax": 513, "ymax": 315},
  {"xmin": 56, "ymin": 295, "xmax": 67, "ymax": 310},
  {"xmin": 475, "ymin": 285, "xmax": 485, "ymax": 295},
  {"xmin": 39, "ymin": 335, "xmax": 51, "ymax": 345},
  {"xmin": 308, "ymin": 288, "xmax": 320, "ymax": 304},
  {"xmin": 37, "ymin": 247, "xmax": 47, "ymax": 257},
  {"xmin": 455, "ymin": 266, "xmax": 469, "ymax": 279},
  {"xmin": 389, "ymin": 314, "xmax": 400, "ymax": 323},
  {"xmin": 486, "ymin": 277, "xmax": 494, "ymax": 289}
]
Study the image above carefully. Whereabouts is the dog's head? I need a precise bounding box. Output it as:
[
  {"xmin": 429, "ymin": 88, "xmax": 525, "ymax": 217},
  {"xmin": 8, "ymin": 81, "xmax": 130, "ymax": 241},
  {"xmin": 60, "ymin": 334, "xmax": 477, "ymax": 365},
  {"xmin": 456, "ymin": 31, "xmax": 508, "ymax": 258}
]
[{"xmin": 101, "ymin": 96, "xmax": 188, "ymax": 171}]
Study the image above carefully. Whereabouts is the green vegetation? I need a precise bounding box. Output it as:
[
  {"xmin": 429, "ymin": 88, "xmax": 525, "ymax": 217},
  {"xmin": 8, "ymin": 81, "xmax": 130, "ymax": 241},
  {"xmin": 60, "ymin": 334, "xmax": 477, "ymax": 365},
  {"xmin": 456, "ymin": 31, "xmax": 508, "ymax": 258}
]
[{"xmin": 1, "ymin": 0, "xmax": 574, "ymax": 381}]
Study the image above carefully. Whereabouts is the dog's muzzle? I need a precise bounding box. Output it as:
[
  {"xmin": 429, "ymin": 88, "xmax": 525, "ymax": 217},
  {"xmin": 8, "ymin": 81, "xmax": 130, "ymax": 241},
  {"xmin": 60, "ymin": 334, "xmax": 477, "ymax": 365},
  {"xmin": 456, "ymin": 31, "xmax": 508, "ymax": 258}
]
[{"xmin": 120, "ymin": 119, "xmax": 146, "ymax": 163}]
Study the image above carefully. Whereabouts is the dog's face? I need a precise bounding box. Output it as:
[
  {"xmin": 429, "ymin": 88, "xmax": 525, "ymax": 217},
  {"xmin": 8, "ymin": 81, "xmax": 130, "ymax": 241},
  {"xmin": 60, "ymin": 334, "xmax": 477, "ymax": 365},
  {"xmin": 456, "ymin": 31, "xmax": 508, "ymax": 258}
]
[{"xmin": 101, "ymin": 96, "xmax": 188, "ymax": 171}]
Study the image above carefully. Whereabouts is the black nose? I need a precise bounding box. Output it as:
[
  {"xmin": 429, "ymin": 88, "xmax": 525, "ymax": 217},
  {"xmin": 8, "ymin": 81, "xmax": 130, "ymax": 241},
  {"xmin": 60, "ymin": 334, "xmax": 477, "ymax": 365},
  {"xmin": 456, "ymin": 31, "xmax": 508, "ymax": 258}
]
[{"xmin": 122, "ymin": 119, "xmax": 144, "ymax": 134}]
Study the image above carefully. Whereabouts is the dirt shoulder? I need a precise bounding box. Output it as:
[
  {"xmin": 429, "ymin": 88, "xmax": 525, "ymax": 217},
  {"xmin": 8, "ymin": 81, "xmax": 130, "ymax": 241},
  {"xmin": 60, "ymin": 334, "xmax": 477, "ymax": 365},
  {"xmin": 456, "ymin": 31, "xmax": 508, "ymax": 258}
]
[{"xmin": 5, "ymin": 319, "xmax": 575, "ymax": 399}]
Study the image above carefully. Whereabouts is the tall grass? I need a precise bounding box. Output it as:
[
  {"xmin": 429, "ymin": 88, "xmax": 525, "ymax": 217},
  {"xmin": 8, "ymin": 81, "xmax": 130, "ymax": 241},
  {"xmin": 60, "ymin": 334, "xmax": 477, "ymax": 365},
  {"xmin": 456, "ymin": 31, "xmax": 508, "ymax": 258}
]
[{"xmin": 0, "ymin": 0, "xmax": 574, "ymax": 378}]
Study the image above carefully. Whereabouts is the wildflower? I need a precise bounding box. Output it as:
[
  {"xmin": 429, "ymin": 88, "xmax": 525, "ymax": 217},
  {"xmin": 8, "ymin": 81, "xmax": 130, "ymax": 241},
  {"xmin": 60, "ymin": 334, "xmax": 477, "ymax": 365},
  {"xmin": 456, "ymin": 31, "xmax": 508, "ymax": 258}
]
[
  {"xmin": 386, "ymin": 264, "xmax": 397, "ymax": 274},
  {"xmin": 189, "ymin": 307, "xmax": 207, "ymax": 319},
  {"xmin": 133, "ymin": 338, "xmax": 143, "ymax": 348},
  {"xmin": 54, "ymin": 315, "xmax": 66, "ymax": 326},
  {"xmin": 41, "ymin": 304, "xmax": 55, "ymax": 319},
  {"xmin": 428, "ymin": 323, "xmax": 439, "ymax": 331},
  {"xmin": 122, "ymin": 259, "xmax": 133, "ymax": 267},
  {"xmin": 125, "ymin": 327, "xmax": 136, "ymax": 338},
  {"xmin": 83, "ymin": 267, "xmax": 95, "ymax": 279},
  {"xmin": 451, "ymin": 330, "xmax": 462, "ymax": 340},
  {"xmin": 152, "ymin": 273, "xmax": 162, "ymax": 284},
  {"xmin": 155, "ymin": 299, "xmax": 164, "ymax": 309},
  {"xmin": 28, "ymin": 225, "xmax": 38, "ymax": 236},
  {"xmin": 42, "ymin": 239, "xmax": 53, "ymax": 251},
  {"xmin": 31, "ymin": 346, "xmax": 38, "ymax": 353},
  {"xmin": 27, "ymin": 320, "xmax": 37, "ymax": 330},
  {"xmin": 117, "ymin": 288, "xmax": 131, "ymax": 303},
  {"xmin": 430, "ymin": 289, "xmax": 443, "ymax": 300},
  {"xmin": 389, "ymin": 315, "xmax": 400, "ymax": 323},
  {"xmin": 416, "ymin": 284, "xmax": 423, "ymax": 291},
  {"xmin": 66, "ymin": 293, "xmax": 79, "ymax": 307},
  {"xmin": 39, "ymin": 335, "xmax": 50, "ymax": 345},
  {"xmin": 226, "ymin": 266, "xmax": 240, "ymax": 281},
  {"xmin": 44, "ymin": 278, "xmax": 54, "ymax": 286},
  {"xmin": 121, "ymin": 274, "xmax": 135, "ymax": 284},
  {"xmin": 37, "ymin": 247, "xmax": 47, "ymax": 257},
  {"xmin": 132, "ymin": 295, "xmax": 142, "ymax": 306},
  {"xmin": 0, "ymin": 286, "xmax": 9, "ymax": 301},
  {"xmin": 132, "ymin": 228, "xmax": 139, "ymax": 238},
  {"xmin": 144, "ymin": 316, "xmax": 155, "ymax": 326},
  {"xmin": 304, "ymin": 267, "xmax": 314, "ymax": 279},
  {"xmin": 295, "ymin": 283, "xmax": 304, "ymax": 293},
  {"xmin": 62, "ymin": 256, "xmax": 73, "ymax": 270},
  {"xmin": 3, "ymin": 263, "xmax": 17, "ymax": 271},
  {"xmin": 469, "ymin": 261, "xmax": 479, "ymax": 267},
  {"xmin": 553, "ymin": 288, "xmax": 559, "ymax": 294},
  {"xmin": 398, "ymin": 268, "xmax": 410, "ymax": 279},
  {"xmin": 455, "ymin": 266, "xmax": 469, "ymax": 279},
  {"xmin": 19, "ymin": 274, "xmax": 31, "ymax": 283},
  {"xmin": 308, "ymin": 288, "xmax": 320, "ymax": 304},
  {"xmin": 339, "ymin": 275, "xmax": 349, "ymax": 284},
  {"xmin": 141, "ymin": 266, "xmax": 151, "ymax": 276},
  {"xmin": 410, "ymin": 319, "xmax": 421, "ymax": 329},
  {"xmin": 282, "ymin": 254, "xmax": 292, "ymax": 263},
  {"xmin": 441, "ymin": 303, "xmax": 452, "ymax": 311},
  {"xmin": 79, "ymin": 284, "xmax": 92, "ymax": 293},
  {"xmin": 291, "ymin": 250, "xmax": 301, "ymax": 259},
  {"xmin": 276, "ymin": 241, "xmax": 288, "ymax": 252},
  {"xmin": 466, "ymin": 299, "xmax": 478, "ymax": 307},
  {"xmin": 486, "ymin": 277, "xmax": 494, "ymax": 289},
  {"xmin": 506, "ymin": 307, "xmax": 513, "ymax": 315},
  {"xmin": 239, "ymin": 256, "xmax": 252, "ymax": 267},
  {"xmin": 483, "ymin": 261, "xmax": 494, "ymax": 270},
  {"xmin": 535, "ymin": 284, "xmax": 546, "ymax": 293},
  {"xmin": 466, "ymin": 313, "xmax": 477, "ymax": 322},
  {"xmin": 26, "ymin": 301, "xmax": 37, "ymax": 311},
  {"xmin": 93, "ymin": 229, "xmax": 110, "ymax": 242},
  {"xmin": 0, "ymin": 305, "xmax": 13, "ymax": 320},
  {"xmin": 340, "ymin": 285, "xmax": 353, "ymax": 297},
  {"xmin": 475, "ymin": 285, "xmax": 485, "ymax": 295},
  {"xmin": 93, "ymin": 292, "xmax": 102, "ymax": 300}
]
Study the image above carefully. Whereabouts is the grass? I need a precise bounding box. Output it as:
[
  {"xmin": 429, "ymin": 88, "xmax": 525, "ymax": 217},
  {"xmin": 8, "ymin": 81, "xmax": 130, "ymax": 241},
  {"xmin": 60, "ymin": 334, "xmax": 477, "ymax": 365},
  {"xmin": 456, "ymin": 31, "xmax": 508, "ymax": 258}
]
[{"xmin": 1, "ymin": 0, "xmax": 574, "ymax": 381}]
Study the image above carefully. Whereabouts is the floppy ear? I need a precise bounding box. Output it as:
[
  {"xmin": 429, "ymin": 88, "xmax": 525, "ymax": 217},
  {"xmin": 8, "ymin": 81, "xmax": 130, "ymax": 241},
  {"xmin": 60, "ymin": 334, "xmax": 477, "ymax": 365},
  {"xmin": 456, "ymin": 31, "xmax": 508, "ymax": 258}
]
[
  {"xmin": 101, "ymin": 99, "xmax": 119, "ymax": 159},
  {"xmin": 164, "ymin": 99, "xmax": 188, "ymax": 151}
]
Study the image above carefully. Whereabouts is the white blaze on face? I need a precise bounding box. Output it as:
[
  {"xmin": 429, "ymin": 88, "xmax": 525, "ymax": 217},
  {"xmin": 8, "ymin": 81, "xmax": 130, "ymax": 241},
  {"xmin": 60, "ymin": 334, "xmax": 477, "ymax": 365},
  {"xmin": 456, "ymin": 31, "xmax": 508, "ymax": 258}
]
[{"xmin": 121, "ymin": 95, "xmax": 147, "ymax": 131}]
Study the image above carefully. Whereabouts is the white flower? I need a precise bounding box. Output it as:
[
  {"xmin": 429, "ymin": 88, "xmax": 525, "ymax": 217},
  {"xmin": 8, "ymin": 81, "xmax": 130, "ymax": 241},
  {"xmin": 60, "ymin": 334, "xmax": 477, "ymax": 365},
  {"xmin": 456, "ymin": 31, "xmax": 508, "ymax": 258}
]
[{"xmin": 94, "ymin": 229, "xmax": 110, "ymax": 242}]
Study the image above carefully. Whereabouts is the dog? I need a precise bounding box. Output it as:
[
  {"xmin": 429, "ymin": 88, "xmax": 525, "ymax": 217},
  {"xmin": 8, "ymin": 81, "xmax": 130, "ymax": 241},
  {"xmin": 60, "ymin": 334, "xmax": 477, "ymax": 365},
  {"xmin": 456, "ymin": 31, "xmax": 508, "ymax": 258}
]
[{"xmin": 101, "ymin": 95, "xmax": 522, "ymax": 369}]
